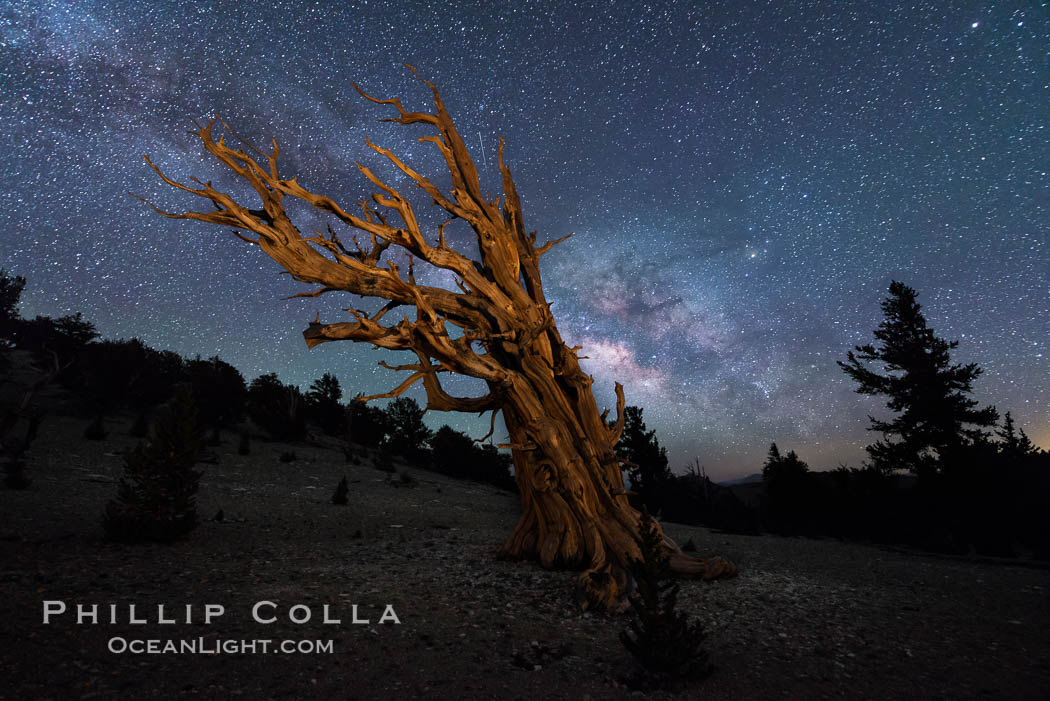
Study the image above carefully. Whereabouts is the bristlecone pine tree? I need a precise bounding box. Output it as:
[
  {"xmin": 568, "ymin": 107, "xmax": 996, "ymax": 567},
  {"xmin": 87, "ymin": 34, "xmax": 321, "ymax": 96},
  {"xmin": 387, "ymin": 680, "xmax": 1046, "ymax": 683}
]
[
  {"xmin": 620, "ymin": 507, "xmax": 711, "ymax": 679},
  {"xmin": 104, "ymin": 386, "xmax": 203, "ymax": 542},
  {"xmin": 139, "ymin": 67, "xmax": 735, "ymax": 607}
]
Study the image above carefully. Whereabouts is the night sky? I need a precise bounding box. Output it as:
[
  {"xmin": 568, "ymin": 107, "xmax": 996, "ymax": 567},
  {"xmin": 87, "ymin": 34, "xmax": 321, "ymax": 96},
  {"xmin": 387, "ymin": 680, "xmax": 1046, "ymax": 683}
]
[{"xmin": 3, "ymin": 1, "xmax": 1047, "ymax": 480}]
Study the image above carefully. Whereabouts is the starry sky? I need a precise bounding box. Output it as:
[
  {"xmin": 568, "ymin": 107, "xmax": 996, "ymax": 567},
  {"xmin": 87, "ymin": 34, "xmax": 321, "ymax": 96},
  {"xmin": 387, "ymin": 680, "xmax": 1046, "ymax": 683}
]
[{"xmin": 2, "ymin": 0, "xmax": 1047, "ymax": 480}]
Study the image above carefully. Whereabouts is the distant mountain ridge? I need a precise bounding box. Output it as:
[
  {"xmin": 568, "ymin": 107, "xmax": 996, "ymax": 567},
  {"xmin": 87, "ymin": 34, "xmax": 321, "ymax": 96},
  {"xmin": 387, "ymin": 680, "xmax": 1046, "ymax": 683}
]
[{"xmin": 717, "ymin": 473, "xmax": 763, "ymax": 487}]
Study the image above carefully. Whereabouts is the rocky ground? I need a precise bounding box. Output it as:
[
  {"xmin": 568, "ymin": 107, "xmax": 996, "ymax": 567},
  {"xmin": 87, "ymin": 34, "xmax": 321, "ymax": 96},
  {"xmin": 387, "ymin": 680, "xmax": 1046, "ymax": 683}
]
[{"xmin": 1, "ymin": 410, "xmax": 1049, "ymax": 700}]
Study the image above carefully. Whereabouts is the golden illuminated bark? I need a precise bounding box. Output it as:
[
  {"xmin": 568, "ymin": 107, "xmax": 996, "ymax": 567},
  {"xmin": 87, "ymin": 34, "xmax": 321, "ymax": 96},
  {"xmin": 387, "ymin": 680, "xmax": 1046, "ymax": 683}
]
[{"xmin": 140, "ymin": 66, "xmax": 736, "ymax": 609}]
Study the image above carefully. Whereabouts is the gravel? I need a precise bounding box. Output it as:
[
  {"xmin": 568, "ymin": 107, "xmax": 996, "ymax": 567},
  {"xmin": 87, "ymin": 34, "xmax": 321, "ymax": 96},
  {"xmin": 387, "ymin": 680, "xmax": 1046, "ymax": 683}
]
[{"xmin": 1, "ymin": 411, "xmax": 1048, "ymax": 699}]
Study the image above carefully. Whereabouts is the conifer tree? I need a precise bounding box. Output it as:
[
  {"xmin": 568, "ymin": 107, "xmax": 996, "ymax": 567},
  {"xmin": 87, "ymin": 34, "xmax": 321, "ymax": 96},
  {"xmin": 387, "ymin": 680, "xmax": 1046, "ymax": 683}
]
[
  {"xmin": 104, "ymin": 386, "xmax": 203, "ymax": 542},
  {"xmin": 383, "ymin": 396, "xmax": 432, "ymax": 463},
  {"xmin": 0, "ymin": 269, "xmax": 26, "ymax": 370},
  {"xmin": 620, "ymin": 507, "xmax": 711, "ymax": 679},
  {"xmin": 616, "ymin": 406, "xmax": 673, "ymax": 513},
  {"xmin": 306, "ymin": 372, "xmax": 344, "ymax": 435},
  {"xmin": 997, "ymin": 411, "xmax": 1037, "ymax": 458},
  {"xmin": 839, "ymin": 281, "xmax": 998, "ymax": 477}
]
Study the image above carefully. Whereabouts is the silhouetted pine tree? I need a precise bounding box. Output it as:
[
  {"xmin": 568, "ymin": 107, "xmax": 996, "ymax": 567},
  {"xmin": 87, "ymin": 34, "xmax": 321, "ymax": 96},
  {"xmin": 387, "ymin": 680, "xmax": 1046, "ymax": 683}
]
[
  {"xmin": 0, "ymin": 269, "xmax": 26, "ymax": 371},
  {"xmin": 997, "ymin": 411, "xmax": 1036, "ymax": 458},
  {"xmin": 346, "ymin": 397, "xmax": 389, "ymax": 447},
  {"xmin": 187, "ymin": 356, "xmax": 247, "ymax": 430},
  {"xmin": 306, "ymin": 372, "xmax": 344, "ymax": 436},
  {"xmin": 761, "ymin": 443, "xmax": 813, "ymax": 532},
  {"xmin": 838, "ymin": 281, "xmax": 998, "ymax": 478},
  {"xmin": 620, "ymin": 507, "xmax": 711, "ymax": 680},
  {"xmin": 247, "ymin": 373, "xmax": 306, "ymax": 441},
  {"xmin": 103, "ymin": 386, "xmax": 203, "ymax": 542},
  {"xmin": 616, "ymin": 406, "xmax": 672, "ymax": 514},
  {"xmin": 384, "ymin": 397, "xmax": 432, "ymax": 464}
]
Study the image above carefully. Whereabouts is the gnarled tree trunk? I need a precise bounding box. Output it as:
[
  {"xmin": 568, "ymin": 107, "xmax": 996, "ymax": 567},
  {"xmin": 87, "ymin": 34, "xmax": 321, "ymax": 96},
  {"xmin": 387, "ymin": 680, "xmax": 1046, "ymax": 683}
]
[{"xmin": 140, "ymin": 66, "xmax": 736, "ymax": 609}]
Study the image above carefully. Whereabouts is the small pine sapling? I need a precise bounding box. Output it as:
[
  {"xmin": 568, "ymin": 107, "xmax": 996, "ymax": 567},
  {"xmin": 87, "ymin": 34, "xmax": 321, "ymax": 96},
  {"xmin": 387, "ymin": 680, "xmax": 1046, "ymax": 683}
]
[
  {"xmin": 279, "ymin": 451, "xmax": 297, "ymax": 463},
  {"xmin": 332, "ymin": 475, "xmax": 349, "ymax": 505},
  {"xmin": 237, "ymin": 430, "xmax": 250, "ymax": 455},
  {"xmin": 620, "ymin": 507, "xmax": 711, "ymax": 681},
  {"xmin": 103, "ymin": 386, "xmax": 203, "ymax": 543}
]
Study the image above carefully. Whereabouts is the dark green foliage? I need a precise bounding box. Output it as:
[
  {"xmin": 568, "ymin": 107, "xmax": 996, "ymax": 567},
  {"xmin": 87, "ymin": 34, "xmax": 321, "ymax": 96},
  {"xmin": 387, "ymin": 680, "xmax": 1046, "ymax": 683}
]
[
  {"xmin": 16, "ymin": 312, "xmax": 98, "ymax": 370},
  {"xmin": 72, "ymin": 339, "xmax": 144, "ymax": 413},
  {"xmin": 839, "ymin": 281, "xmax": 998, "ymax": 478},
  {"xmin": 187, "ymin": 356, "xmax": 247, "ymax": 429},
  {"xmin": 130, "ymin": 347, "xmax": 185, "ymax": 409},
  {"xmin": 0, "ymin": 269, "xmax": 26, "ymax": 370},
  {"xmin": 279, "ymin": 451, "xmax": 297, "ymax": 463},
  {"xmin": 247, "ymin": 373, "xmax": 306, "ymax": 441},
  {"xmin": 617, "ymin": 406, "xmax": 672, "ymax": 514},
  {"xmin": 383, "ymin": 396, "xmax": 432, "ymax": 463},
  {"xmin": 237, "ymin": 430, "xmax": 251, "ymax": 455},
  {"xmin": 997, "ymin": 412, "xmax": 1037, "ymax": 459},
  {"xmin": 331, "ymin": 475, "xmax": 349, "ymax": 505},
  {"xmin": 428, "ymin": 425, "xmax": 515, "ymax": 490},
  {"xmin": 620, "ymin": 508, "xmax": 711, "ymax": 680},
  {"xmin": 761, "ymin": 443, "xmax": 815, "ymax": 533},
  {"xmin": 0, "ymin": 269, "xmax": 25, "ymax": 337},
  {"xmin": 103, "ymin": 386, "xmax": 203, "ymax": 543},
  {"xmin": 66, "ymin": 338, "xmax": 181, "ymax": 413},
  {"xmin": 305, "ymin": 372, "xmax": 343, "ymax": 436},
  {"xmin": 83, "ymin": 415, "xmax": 107, "ymax": 440},
  {"xmin": 346, "ymin": 397, "xmax": 389, "ymax": 447}
]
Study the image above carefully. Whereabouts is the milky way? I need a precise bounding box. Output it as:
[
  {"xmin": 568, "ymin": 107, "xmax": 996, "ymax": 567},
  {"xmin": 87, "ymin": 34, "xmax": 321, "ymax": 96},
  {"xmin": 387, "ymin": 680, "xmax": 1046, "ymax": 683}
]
[{"xmin": 3, "ymin": 1, "xmax": 1047, "ymax": 479}]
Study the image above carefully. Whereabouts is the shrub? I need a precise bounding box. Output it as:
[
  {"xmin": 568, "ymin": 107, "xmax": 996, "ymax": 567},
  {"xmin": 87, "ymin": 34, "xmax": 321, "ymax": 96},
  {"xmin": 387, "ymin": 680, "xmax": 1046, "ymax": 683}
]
[
  {"xmin": 279, "ymin": 451, "xmax": 297, "ymax": 463},
  {"xmin": 247, "ymin": 373, "xmax": 306, "ymax": 441},
  {"xmin": 103, "ymin": 386, "xmax": 203, "ymax": 543},
  {"xmin": 620, "ymin": 508, "xmax": 711, "ymax": 680},
  {"xmin": 331, "ymin": 476, "xmax": 349, "ymax": 505}
]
